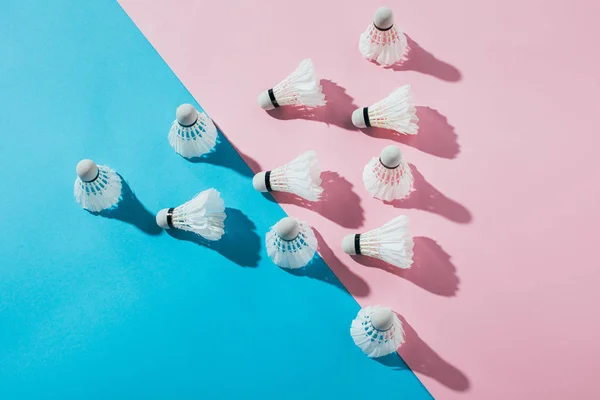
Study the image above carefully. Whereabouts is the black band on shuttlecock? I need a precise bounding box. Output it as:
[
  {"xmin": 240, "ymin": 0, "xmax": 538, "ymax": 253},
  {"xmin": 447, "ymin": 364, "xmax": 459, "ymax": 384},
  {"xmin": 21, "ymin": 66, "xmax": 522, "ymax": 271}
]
[
  {"xmin": 363, "ymin": 107, "xmax": 371, "ymax": 127},
  {"xmin": 374, "ymin": 23, "xmax": 394, "ymax": 31},
  {"xmin": 166, "ymin": 208, "xmax": 175, "ymax": 229},
  {"xmin": 379, "ymin": 157, "xmax": 398, "ymax": 169},
  {"xmin": 268, "ymin": 89, "xmax": 279, "ymax": 108},
  {"xmin": 354, "ymin": 234, "xmax": 362, "ymax": 255},
  {"xmin": 265, "ymin": 171, "xmax": 273, "ymax": 192},
  {"xmin": 179, "ymin": 116, "xmax": 198, "ymax": 128}
]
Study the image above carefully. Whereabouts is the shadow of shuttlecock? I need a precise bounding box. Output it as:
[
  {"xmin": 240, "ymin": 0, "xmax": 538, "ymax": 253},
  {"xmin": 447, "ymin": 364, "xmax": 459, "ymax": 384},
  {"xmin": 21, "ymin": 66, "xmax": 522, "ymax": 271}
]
[
  {"xmin": 261, "ymin": 171, "xmax": 365, "ymax": 229},
  {"xmin": 378, "ymin": 314, "xmax": 470, "ymax": 392},
  {"xmin": 283, "ymin": 229, "xmax": 370, "ymax": 297},
  {"xmin": 382, "ymin": 35, "xmax": 461, "ymax": 82},
  {"xmin": 166, "ymin": 207, "xmax": 260, "ymax": 267},
  {"xmin": 187, "ymin": 123, "xmax": 262, "ymax": 176},
  {"xmin": 92, "ymin": 176, "xmax": 162, "ymax": 236},
  {"xmin": 351, "ymin": 236, "xmax": 459, "ymax": 297},
  {"xmin": 265, "ymin": 80, "xmax": 359, "ymax": 131},
  {"xmin": 364, "ymin": 106, "xmax": 460, "ymax": 159},
  {"xmin": 385, "ymin": 164, "xmax": 471, "ymax": 224}
]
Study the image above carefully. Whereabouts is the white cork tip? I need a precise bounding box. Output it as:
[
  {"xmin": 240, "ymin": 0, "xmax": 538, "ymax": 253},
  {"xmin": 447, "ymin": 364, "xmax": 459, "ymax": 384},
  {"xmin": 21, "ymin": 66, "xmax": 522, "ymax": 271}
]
[
  {"xmin": 156, "ymin": 208, "xmax": 171, "ymax": 230},
  {"xmin": 258, "ymin": 91, "xmax": 275, "ymax": 110},
  {"xmin": 342, "ymin": 234, "xmax": 357, "ymax": 255},
  {"xmin": 371, "ymin": 308, "xmax": 395, "ymax": 331},
  {"xmin": 276, "ymin": 217, "xmax": 300, "ymax": 241},
  {"xmin": 380, "ymin": 145, "xmax": 402, "ymax": 168},
  {"xmin": 76, "ymin": 159, "xmax": 99, "ymax": 182},
  {"xmin": 374, "ymin": 7, "xmax": 394, "ymax": 30},
  {"xmin": 176, "ymin": 104, "xmax": 198, "ymax": 126},
  {"xmin": 352, "ymin": 108, "xmax": 367, "ymax": 128},
  {"xmin": 252, "ymin": 172, "xmax": 268, "ymax": 192}
]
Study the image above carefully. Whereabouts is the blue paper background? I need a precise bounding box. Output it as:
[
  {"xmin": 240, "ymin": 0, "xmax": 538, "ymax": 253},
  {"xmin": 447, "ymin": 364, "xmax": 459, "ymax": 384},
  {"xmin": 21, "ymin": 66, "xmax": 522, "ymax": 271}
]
[{"xmin": 0, "ymin": 1, "xmax": 431, "ymax": 398}]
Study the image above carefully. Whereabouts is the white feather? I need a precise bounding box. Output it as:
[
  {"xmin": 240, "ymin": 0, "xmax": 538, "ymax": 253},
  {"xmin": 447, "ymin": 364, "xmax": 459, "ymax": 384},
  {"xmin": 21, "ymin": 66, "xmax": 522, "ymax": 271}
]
[
  {"xmin": 359, "ymin": 24, "xmax": 408, "ymax": 66},
  {"xmin": 363, "ymin": 157, "xmax": 413, "ymax": 201},
  {"xmin": 359, "ymin": 216, "xmax": 414, "ymax": 269},
  {"xmin": 350, "ymin": 306, "xmax": 405, "ymax": 358},
  {"xmin": 269, "ymin": 151, "xmax": 323, "ymax": 201},
  {"xmin": 74, "ymin": 165, "xmax": 122, "ymax": 212},
  {"xmin": 367, "ymin": 85, "xmax": 419, "ymax": 135},
  {"xmin": 266, "ymin": 219, "xmax": 317, "ymax": 269},
  {"xmin": 168, "ymin": 110, "xmax": 218, "ymax": 158},
  {"xmin": 171, "ymin": 189, "xmax": 226, "ymax": 241},
  {"xmin": 272, "ymin": 59, "xmax": 326, "ymax": 108}
]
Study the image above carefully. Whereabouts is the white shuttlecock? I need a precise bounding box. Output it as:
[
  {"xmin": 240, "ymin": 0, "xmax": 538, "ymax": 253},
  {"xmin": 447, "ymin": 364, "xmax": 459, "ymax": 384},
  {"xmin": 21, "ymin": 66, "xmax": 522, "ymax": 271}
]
[
  {"xmin": 168, "ymin": 104, "xmax": 218, "ymax": 158},
  {"xmin": 74, "ymin": 159, "xmax": 122, "ymax": 212},
  {"xmin": 352, "ymin": 85, "xmax": 418, "ymax": 135},
  {"xmin": 266, "ymin": 217, "xmax": 318, "ymax": 269},
  {"xmin": 363, "ymin": 145, "xmax": 413, "ymax": 201},
  {"xmin": 258, "ymin": 59, "xmax": 327, "ymax": 110},
  {"xmin": 252, "ymin": 151, "xmax": 323, "ymax": 201},
  {"xmin": 359, "ymin": 7, "xmax": 408, "ymax": 66},
  {"xmin": 350, "ymin": 305, "xmax": 405, "ymax": 358},
  {"xmin": 342, "ymin": 216, "xmax": 414, "ymax": 269},
  {"xmin": 156, "ymin": 188, "xmax": 226, "ymax": 241}
]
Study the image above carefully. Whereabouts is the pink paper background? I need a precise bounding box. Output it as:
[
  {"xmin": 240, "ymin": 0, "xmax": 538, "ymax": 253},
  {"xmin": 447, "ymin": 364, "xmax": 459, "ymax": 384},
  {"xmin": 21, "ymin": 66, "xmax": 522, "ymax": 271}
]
[{"xmin": 119, "ymin": 0, "xmax": 600, "ymax": 398}]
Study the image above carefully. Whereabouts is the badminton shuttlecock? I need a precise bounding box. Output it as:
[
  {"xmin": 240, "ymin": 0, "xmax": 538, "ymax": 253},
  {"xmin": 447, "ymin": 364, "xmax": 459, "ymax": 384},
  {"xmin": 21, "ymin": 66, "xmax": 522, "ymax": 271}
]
[
  {"xmin": 352, "ymin": 84, "xmax": 418, "ymax": 135},
  {"xmin": 258, "ymin": 59, "xmax": 326, "ymax": 110},
  {"xmin": 266, "ymin": 217, "xmax": 318, "ymax": 269},
  {"xmin": 363, "ymin": 145, "xmax": 413, "ymax": 201},
  {"xmin": 350, "ymin": 305, "xmax": 405, "ymax": 358},
  {"xmin": 359, "ymin": 7, "xmax": 408, "ymax": 66},
  {"xmin": 156, "ymin": 188, "xmax": 226, "ymax": 241},
  {"xmin": 252, "ymin": 151, "xmax": 323, "ymax": 201},
  {"xmin": 168, "ymin": 104, "xmax": 218, "ymax": 158},
  {"xmin": 74, "ymin": 159, "xmax": 122, "ymax": 212},
  {"xmin": 342, "ymin": 216, "xmax": 414, "ymax": 269}
]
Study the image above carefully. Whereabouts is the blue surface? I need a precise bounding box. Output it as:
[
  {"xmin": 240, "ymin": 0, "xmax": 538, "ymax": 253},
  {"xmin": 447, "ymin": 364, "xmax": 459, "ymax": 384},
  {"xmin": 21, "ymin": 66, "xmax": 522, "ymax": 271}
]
[{"xmin": 0, "ymin": 1, "xmax": 432, "ymax": 399}]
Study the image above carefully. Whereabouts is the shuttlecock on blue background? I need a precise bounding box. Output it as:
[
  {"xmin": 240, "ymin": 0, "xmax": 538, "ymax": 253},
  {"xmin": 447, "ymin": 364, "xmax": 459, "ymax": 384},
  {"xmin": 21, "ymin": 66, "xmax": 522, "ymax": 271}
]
[
  {"xmin": 169, "ymin": 103, "xmax": 218, "ymax": 159},
  {"xmin": 156, "ymin": 188, "xmax": 226, "ymax": 241},
  {"xmin": 351, "ymin": 305, "xmax": 405, "ymax": 358},
  {"xmin": 74, "ymin": 159, "xmax": 122, "ymax": 212},
  {"xmin": 266, "ymin": 217, "xmax": 317, "ymax": 269}
]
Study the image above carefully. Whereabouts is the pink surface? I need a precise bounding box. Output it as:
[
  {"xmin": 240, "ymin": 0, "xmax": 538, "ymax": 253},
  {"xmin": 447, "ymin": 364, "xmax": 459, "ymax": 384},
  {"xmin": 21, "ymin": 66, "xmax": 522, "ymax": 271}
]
[{"xmin": 119, "ymin": 0, "xmax": 600, "ymax": 398}]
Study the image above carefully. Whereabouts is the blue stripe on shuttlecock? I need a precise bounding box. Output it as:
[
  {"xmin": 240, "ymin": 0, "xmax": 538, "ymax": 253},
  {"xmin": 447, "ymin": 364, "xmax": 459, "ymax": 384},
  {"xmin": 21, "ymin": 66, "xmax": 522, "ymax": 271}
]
[
  {"xmin": 274, "ymin": 231, "xmax": 308, "ymax": 253},
  {"xmin": 362, "ymin": 315, "xmax": 392, "ymax": 344}
]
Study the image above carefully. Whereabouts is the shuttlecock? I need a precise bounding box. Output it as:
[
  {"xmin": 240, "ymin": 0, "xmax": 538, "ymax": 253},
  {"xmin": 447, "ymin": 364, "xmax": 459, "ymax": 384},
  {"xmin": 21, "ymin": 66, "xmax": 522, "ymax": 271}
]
[
  {"xmin": 342, "ymin": 216, "xmax": 414, "ymax": 269},
  {"xmin": 352, "ymin": 85, "xmax": 418, "ymax": 135},
  {"xmin": 74, "ymin": 159, "xmax": 122, "ymax": 212},
  {"xmin": 156, "ymin": 188, "xmax": 226, "ymax": 241},
  {"xmin": 168, "ymin": 104, "xmax": 218, "ymax": 158},
  {"xmin": 258, "ymin": 59, "xmax": 326, "ymax": 110},
  {"xmin": 266, "ymin": 217, "xmax": 318, "ymax": 269},
  {"xmin": 350, "ymin": 305, "xmax": 405, "ymax": 358},
  {"xmin": 363, "ymin": 145, "xmax": 413, "ymax": 201},
  {"xmin": 359, "ymin": 7, "xmax": 408, "ymax": 66},
  {"xmin": 252, "ymin": 151, "xmax": 323, "ymax": 201}
]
